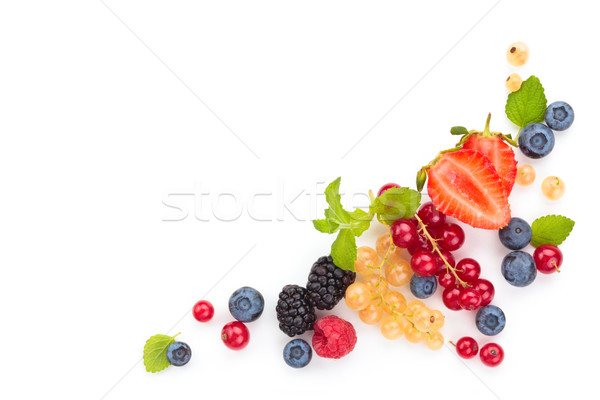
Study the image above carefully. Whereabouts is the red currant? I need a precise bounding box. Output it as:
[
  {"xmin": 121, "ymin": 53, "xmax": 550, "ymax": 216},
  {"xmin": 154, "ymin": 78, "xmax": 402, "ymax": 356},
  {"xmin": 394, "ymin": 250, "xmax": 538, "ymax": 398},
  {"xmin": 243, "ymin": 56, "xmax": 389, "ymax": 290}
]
[
  {"xmin": 417, "ymin": 201, "xmax": 446, "ymax": 227},
  {"xmin": 221, "ymin": 321, "xmax": 250, "ymax": 350},
  {"xmin": 455, "ymin": 258, "xmax": 481, "ymax": 283},
  {"xmin": 410, "ymin": 249, "xmax": 437, "ymax": 277},
  {"xmin": 480, "ymin": 343, "xmax": 504, "ymax": 367},
  {"xmin": 458, "ymin": 288, "xmax": 482, "ymax": 310},
  {"xmin": 442, "ymin": 287, "xmax": 462, "ymax": 311},
  {"xmin": 437, "ymin": 223, "xmax": 465, "ymax": 251},
  {"xmin": 407, "ymin": 235, "xmax": 433, "ymax": 255},
  {"xmin": 391, "ymin": 218, "xmax": 418, "ymax": 248},
  {"xmin": 472, "ymin": 278, "xmax": 495, "ymax": 307},
  {"xmin": 377, "ymin": 183, "xmax": 400, "ymax": 197},
  {"xmin": 455, "ymin": 336, "xmax": 479, "ymax": 359},
  {"xmin": 192, "ymin": 300, "xmax": 215, "ymax": 322},
  {"xmin": 434, "ymin": 248, "xmax": 456, "ymax": 274},
  {"xmin": 533, "ymin": 244, "xmax": 563, "ymax": 274},
  {"xmin": 438, "ymin": 272, "xmax": 457, "ymax": 289}
]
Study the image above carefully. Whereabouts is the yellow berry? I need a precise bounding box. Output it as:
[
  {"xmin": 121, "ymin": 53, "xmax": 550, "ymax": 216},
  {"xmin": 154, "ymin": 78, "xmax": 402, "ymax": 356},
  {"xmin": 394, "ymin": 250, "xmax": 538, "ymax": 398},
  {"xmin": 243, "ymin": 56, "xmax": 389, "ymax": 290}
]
[
  {"xmin": 376, "ymin": 233, "xmax": 403, "ymax": 262},
  {"xmin": 404, "ymin": 324, "xmax": 426, "ymax": 343},
  {"xmin": 361, "ymin": 273, "xmax": 389, "ymax": 296},
  {"xmin": 382, "ymin": 291, "xmax": 407, "ymax": 315},
  {"xmin": 407, "ymin": 300, "xmax": 426, "ymax": 313},
  {"xmin": 516, "ymin": 164, "xmax": 536, "ymax": 186},
  {"xmin": 505, "ymin": 73, "xmax": 522, "ymax": 92},
  {"xmin": 344, "ymin": 282, "xmax": 371, "ymax": 311},
  {"xmin": 541, "ymin": 176, "xmax": 566, "ymax": 200},
  {"xmin": 425, "ymin": 331, "xmax": 444, "ymax": 351},
  {"xmin": 506, "ymin": 41, "xmax": 529, "ymax": 66},
  {"xmin": 380, "ymin": 315, "xmax": 408, "ymax": 340},
  {"xmin": 430, "ymin": 309, "xmax": 445, "ymax": 331},
  {"xmin": 412, "ymin": 308, "xmax": 432, "ymax": 332},
  {"xmin": 384, "ymin": 258, "xmax": 413, "ymax": 287},
  {"xmin": 355, "ymin": 246, "xmax": 380, "ymax": 275},
  {"xmin": 358, "ymin": 300, "xmax": 384, "ymax": 325}
]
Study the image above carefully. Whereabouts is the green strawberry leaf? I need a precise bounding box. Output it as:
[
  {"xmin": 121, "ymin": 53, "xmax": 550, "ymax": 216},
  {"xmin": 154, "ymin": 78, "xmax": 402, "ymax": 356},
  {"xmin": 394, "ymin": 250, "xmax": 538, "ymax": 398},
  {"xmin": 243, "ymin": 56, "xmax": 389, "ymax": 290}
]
[
  {"xmin": 505, "ymin": 75, "xmax": 547, "ymax": 128},
  {"xmin": 450, "ymin": 126, "xmax": 469, "ymax": 135},
  {"xmin": 530, "ymin": 215, "xmax": 575, "ymax": 247},
  {"xmin": 331, "ymin": 229, "xmax": 357, "ymax": 271},
  {"xmin": 370, "ymin": 187, "xmax": 421, "ymax": 225},
  {"xmin": 143, "ymin": 333, "xmax": 178, "ymax": 373}
]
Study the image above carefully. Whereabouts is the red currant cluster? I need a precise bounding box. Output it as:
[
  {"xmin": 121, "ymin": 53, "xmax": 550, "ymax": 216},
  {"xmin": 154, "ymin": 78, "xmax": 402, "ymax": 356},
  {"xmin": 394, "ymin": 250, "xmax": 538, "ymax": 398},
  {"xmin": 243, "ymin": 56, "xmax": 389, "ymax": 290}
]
[{"xmin": 452, "ymin": 336, "xmax": 504, "ymax": 367}]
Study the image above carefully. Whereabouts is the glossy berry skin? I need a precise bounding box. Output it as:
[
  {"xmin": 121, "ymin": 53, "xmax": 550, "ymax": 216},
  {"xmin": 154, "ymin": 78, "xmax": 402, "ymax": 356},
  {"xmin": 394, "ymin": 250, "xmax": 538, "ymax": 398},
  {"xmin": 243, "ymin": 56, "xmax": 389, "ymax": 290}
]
[
  {"xmin": 545, "ymin": 101, "xmax": 574, "ymax": 131},
  {"xmin": 221, "ymin": 321, "xmax": 250, "ymax": 350},
  {"xmin": 476, "ymin": 305, "xmax": 506, "ymax": 336},
  {"xmin": 437, "ymin": 223, "xmax": 465, "ymax": 251},
  {"xmin": 456, "ymin": 337, "xmax": 479, "ymax": 359},
  {"xmin": 541, "ymin": 176, "xmax": 566, "ymax": 200},
  {"xmin": 391, "ymin": 218, "xmax": 418, "ymax": 248},
  {"xmin": 411, "ymin": 249, "xmax": 437, "ymax": 277},
  {"xmin": 505, "ymin": 73, "xmax": 522, "ymax": 92},
  {"xmin": 434, "ymin": 249, "xmax": 456, "ymax": 274},
  {"xmin": 417, "ymin": 202, "xmax": 446, "ymax": 228},
  {"xmin": 473, "ymin": 279, "xmax": 495, "ymax": 307},
  {"xmin": 192, "ymin": 300, "xmax": 214, "ymax": 322},
  {"xmin": 498, "ymin": 217, "xmax": 532, "ymax": 250},
  {"xmin": 166, "ymin": 342, "xmax": 192, "ymax": 366},
  {"xmin": 228, "ymin": 287, "xmax": 265, "ymax": 322},
  {"xmin": 533, "ymin": 244, "xmax": 563, "ymax": 274},
  {"xmin": 377, "ymin": 183, "xmax": 400, "ymax": 197},
  {"xmin": 501, "ymin": 251, "xmax": 537, "ymax": 287},
  {"xmin": 455, "ymin": 258, "xmax": 481, "ymax": 283},
  {"xmin": 480, "ymin": 343, "xmax": 504, "ymax": 367},
  {"xmin": 407, "ymin": 235, "xmax": 433, "ymax": 256},
  {"xmin": 506, "ymin": 41, "xmax": 529, "ymax": 66},
  {"xmin": 410, "ymin": 275, "xmax": 438, "ymax": 299},
  {"xmin": 438, "ymin": 272, "xmax": 457, "ymax": 289},
  {"xmin": 442, "ymin": 287, "xmax": 462, "ymax": 311},
  {"xmin": 515, "ymin": 164, "xmax": 536, "ymax": 186},
  {"xmin": 283, "ymin": 339, "xmax": 312, "ymax": 368},
  {"xmin": 518, "ymin": 123, "xmax": 555, "ymax": 159},
  {"xmin": 458, "ymin": 288, "xmax": 482, "ymax": 311}
]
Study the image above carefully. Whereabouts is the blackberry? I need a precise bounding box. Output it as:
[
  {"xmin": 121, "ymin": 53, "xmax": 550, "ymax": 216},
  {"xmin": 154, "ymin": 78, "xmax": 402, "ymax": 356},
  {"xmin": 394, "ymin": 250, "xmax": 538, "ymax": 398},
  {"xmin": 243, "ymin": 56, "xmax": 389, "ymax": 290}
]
[
  {"xmin": 276, "ymin": 285, "xmax": 316, "ymax": 337},
  {"xmin": 306, "ymin": 255, "xmax": 356, "ymax": 310}
]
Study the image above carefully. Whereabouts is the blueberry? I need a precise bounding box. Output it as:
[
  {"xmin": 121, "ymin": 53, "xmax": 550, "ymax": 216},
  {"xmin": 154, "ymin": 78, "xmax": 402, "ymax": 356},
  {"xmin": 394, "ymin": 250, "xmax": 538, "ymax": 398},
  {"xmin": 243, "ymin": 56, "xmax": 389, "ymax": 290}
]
[
  {"xmin": 518, "ymin": 123, "xmax": 555, "ymax": 159},
  {"xmin": 283, "ymin": 338, "xmax": 312, "ymax": 368},
  {"xmin": 475, "ymin": 305, "xmax": 506, "ymax": 336},
  {"xmin": 166, "ymin": 342, "xmax": 191, "ymax": 366},
  {"xmin": 501, "ymin": 250, "xmax": 537, "ymax": 287},
  {"xmin": 545, "ymin": 101, "xmax": 574, "ymax": 131},
  {"xmin": 228, "ymin": 286, "xmax": 264, "ymax": 322},
  {"xmin": 498, "ymin": 217, "xmax": 532, "ymax": 250},
  {"xmin": 410, "ymin": 275, "xmax": 437, "ymax": 299}
]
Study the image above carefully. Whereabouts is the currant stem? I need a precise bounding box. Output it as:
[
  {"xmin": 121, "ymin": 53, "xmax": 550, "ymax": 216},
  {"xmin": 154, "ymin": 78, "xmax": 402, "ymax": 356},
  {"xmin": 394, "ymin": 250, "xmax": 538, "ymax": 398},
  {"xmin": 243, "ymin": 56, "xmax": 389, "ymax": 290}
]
[{"xmin": 449, "ymin": 340, "xmax": 457, "ymax": 347}]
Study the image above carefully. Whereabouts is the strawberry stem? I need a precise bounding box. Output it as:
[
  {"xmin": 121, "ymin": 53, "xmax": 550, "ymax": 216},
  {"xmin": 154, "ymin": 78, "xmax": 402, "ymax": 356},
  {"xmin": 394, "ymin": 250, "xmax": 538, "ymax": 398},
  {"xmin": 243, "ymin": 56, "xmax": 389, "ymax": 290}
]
[{"xmin": 482, "ymin": 113, "xmax": 492, "ymax": 137}]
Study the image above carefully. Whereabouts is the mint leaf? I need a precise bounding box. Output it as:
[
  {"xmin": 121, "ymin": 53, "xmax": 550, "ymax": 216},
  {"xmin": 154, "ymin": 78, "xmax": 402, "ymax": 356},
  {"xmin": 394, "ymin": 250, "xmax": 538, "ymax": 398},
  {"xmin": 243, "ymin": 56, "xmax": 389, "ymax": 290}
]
[
  {"xmin": 530, "ymin": 215, "xmax": 575, "ymax": 247},
  {"xmin": 370, "ymin": 187, "xmax": 421, "ymax": 225},
  {"xmin": 331, "ymin": 229, "xmax": 357, "ymax": 271},
  {"xmin": 324, "ymin": 177, "xmax": 350, "ymax": 225},
  {"xmin": 450, "ymin": 126, "xmax": 468, "ymax": 135},
  {"xmin": 313, "ymin": 219, "xmax": 339, "ymax": 234},
  {"xmin": 505, "ymin": 75, "xmax": 547, "ymax": 128},
  {"xmin": 143, "ymin": 334, "xmax": 177, "ymax": 373},
  {"xmin": 348, "ymin": 208, "xmax": 371, "ymax": 236}
]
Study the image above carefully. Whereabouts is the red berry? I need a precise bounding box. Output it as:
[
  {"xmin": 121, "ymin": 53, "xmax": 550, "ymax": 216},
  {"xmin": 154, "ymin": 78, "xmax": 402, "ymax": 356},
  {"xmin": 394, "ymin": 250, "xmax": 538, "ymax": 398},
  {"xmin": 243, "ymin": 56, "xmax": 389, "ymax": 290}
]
[
  {"xmin": 417, "ymin": 201, "xmax": 447, "ymax": 228},
  {"xmin": 221, "ymin": 321, "xmax": 250, "ymax": 350},
  {"xmin": 438, "ymin": 272, "xmax": 457, "ymax": 289},
  {"xmin": 377, "ymin": 183, "xmax": 400, "ymax": 197},
  {"xmin": 410, "ymin": 249, "xmax": 437, "ymax": 277},
  {"xmin": 442, "ymin": 287, "xmax": 462, "ymax": 311},
  {"xmin": 455, "ymin": 258, "xmax": 481, "ymax": 283},
  {"xmin": 391, "ymin": 218, "xmax": 418, "ymax": 248},
  {"xmin": 455, "ymin": 336, "xmax": 479, "ymax": 359},
  {"xmin": 434, "ymin": 249, "xmax": 456, "ymax": 274},
  {"xmin": 472, "ymin": 278, "xmax": 495, "ymax": 307},
  {"xmin": 192, "ymin": 300, "xmax": 214, "ymax": 322},
  {"xmin": 458, "ymin": 288, "xmax": 482, "ymax": 310},
  {"xmin": 437, "ymin": 223, "xmax": 465, "ymax": 251},
  {"xmin": 480, "ymin": 343, "xmax": 504, "ymax": 367},
  {"xmin": 407, "ymin": 236, "xmax": 433, "ymax": 256},
  {"xmin": 533, "ymin": 244, "xmax": 563, "ymax": 274},
  {"xmin": 312, "ymin": 315, "xmax": 357, "ymax": 359}
]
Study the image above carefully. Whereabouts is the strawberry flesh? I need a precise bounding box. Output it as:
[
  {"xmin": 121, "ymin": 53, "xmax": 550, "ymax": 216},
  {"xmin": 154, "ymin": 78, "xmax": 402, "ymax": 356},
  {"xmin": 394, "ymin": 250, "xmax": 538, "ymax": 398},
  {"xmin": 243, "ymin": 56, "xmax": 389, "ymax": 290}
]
[{"xmin": 463, "ymin": 135, "xmax": 517, "ymax": 195}]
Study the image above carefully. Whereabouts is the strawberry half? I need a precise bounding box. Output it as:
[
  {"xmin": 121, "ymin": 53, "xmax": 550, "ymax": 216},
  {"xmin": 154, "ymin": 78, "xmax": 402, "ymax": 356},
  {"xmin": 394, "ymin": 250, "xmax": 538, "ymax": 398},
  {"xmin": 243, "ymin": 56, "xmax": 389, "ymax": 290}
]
[{"xmin": 427, "ymin": 149, "xmax": 511, "ymax": 229}]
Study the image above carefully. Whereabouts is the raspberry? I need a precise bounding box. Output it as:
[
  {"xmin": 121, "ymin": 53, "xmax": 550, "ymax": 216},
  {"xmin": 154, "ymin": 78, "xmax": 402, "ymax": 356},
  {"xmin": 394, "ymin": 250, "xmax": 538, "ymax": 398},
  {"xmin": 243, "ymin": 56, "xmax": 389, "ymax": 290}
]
[{"xmin": 312, "ymin": 315, "xmax": 357, "ymax": 359}]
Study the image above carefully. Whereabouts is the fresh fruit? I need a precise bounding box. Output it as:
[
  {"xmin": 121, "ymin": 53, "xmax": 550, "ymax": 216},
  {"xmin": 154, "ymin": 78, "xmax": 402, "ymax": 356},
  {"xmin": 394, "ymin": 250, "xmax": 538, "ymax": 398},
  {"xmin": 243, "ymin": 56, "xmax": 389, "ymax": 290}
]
[
  {"xmin": 458, "ymin": 288, "xmax": 482, "ymax": 311},
  {"xmin": 355, "ymin": 246, "xmax": 380, "ymax": 275},
  {"xmin": 384, "ymin": 258, "xmax": 413, "ymax": 286},
  {"xmin": 437, "ymin": 223, "xmax": 466, "ymax": 251},
  {"xmin": 425, "ymin": 331, "xmax": 444, "ymax": 351},
  {"xmin": 192, "ymin": 300, "xmax": 214, "ymax": 323},
  {"xmin": 362, "ymin": 273, "xmax": 389, "ymax": 296},
  {"xmin": 426, "ymin": 149, "xmax": 510, "ymax": 229},
  {"xmin": 221, "ymin": 321, "xmax": 250, "ymax": 350},
  {"xmin": 382, "ymin": 291, "xmax": 407, "ymax": 314},
  {"xmin": 455, "ymin": 337, "xmax": 478, "ymax": 359},
  {"xmin": 455, "ymin": 258, "xmax": 481, "ymax": 283},
  {"xmin": 228, "ymin": 287, "xmax": 265, "ymax": 322},
  {"xmin": 283, "ymin": 339, "xmax": 312, "ymax": 368},
  {"xmin": 410, "ymin": 249, "xmax": 437, "ymax": 277},
  {"xmin": 442, "ymin": 287, "xmax": 462, "ymax": 311},
  {"xmin": 518, "ymin": 123, "xmax": 555, "ymax": 159},
  {"xmin": 515, "ymin": 164, "xmax": 536, "ymax": 186},
  {"xmin": 407, "ymin": 234, "xmax": 434, "ymax": 255},
  {"xmin": 430, "ymin": 310, "xmax": 445, "ymax": 330},
  {"xmin": 376, "ymin": 233, "xmax": 403, "ymax": 261},
  {"xmin": 506, "ymin": 41, "xmax": 529, "ymax": 66},
  {"xmin": 344, "ymin": 282, "xmax": 372, "ymax": 311},
  {"xmin": 358, "ymin": 301, "xmax": 384, "ymax": 324},
  {"xmin": 417, "ymin": 201, "xmax": 446, "ymax": 228},
  {"xmin": 472, "ymin": 278, "xmax": 495, "ymax": 307},
  {"xmin": 501, "ymin": 251, "xmax": 537, "ymax": 287},
  {"xmin": 545, "ymin": 101, "xmax": 574, "ymax": 131},
  {"xmin": 407, "ymin": 299, "xmax": 426, "ymax": 312},
  {"xmin": 410, "ymin": 275, "xmax": 438, "ymax": 299},
  {"xmin": 498, "ymin": 217, "xmax": 532, "ymax": 250},
  {"xmin": 476, "ymin": 305, "xmax": 506, "ymax": 336},
  {"xmin": 434, "ymin": 248, "xmax": 456, "ymax": 274},
  {"xmin": 541, "ymin": 176, "xmax": 566, "ymax": 200},
  {"xmin": 306, "ymin": 255, "xmax": 356, "ymax": 310},
  {"xmin": 533, "ymin": 244, "xmax": 563, "ymax": 274},
  {"xmin": 377, "ymin": 182, "xmax": 400, "ymax": 197},
  {"xmin": 391, "ymin": 218, "xmax": 418, "ymax": 248},
  {"xmin": 480, "ymin": 343, "xmax": 504, "ymax": 367},
  {"xmin": 438, "ymin": 271, "xmax": 456, "ymax": 288},
  {"xmin": 312, "ymin": 316, "xmax": 357, "ymax": 359},
  {"xmin": 166, "ymin": 342, "xmax": 192, "ymax": 366},
  {"xmin": 505, "ymin": 73, "xmax": 522, "ymax": 92},
  {"xmin": 276, "ymin": 285, "xmax": 316, "ymax": 337},
  {"xmin": 404, "ymin": 325, "xmax": 426, "ymax": 343},
  {"xmin": 380, "ymin": 315, "xmax": 407, "ymax": 340}
]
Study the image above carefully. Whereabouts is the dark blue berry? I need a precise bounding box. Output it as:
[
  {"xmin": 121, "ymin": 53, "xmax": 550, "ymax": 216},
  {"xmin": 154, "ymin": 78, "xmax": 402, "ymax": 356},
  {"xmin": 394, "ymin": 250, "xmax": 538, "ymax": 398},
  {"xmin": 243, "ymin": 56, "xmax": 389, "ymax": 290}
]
[
  {"xmin": 283, "ymin": 339, "xmax": 312, "ymax": 368},
  {"xmin": 475, "ymin": 305, "xmax": 506, "ymax": 336},
  {"xmin": 501, "ymin": 250, "xmax": 537, "ymax": 287},
  {"xmin": 228, "ymin": 286, "xmax": 265, "ymax": 322},
  {"xmin": 545, "ymin": 101, "xmax": 574, "ymax": 131},
  {"xmin": 410, "ymin": 275, "xmax": 437, "ymax": 299},
  {"xmin": 498, "ymin": 217, "xmax": 532, "ymax": 250},
  {"xmin": 166, "ymin": 342, "xmax": 191, "ymax": 366},
  {"xmin": 518, "ymin": 123, "xmax": 555, "ymax": 159}
]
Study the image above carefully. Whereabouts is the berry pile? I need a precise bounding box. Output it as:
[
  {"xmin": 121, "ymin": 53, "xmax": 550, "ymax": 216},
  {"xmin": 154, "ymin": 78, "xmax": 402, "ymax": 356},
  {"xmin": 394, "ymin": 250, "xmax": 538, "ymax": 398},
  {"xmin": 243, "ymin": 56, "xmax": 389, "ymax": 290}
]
[{"xmin": 452, "ymin": 336, "xmax": 504, "ymax": 367}]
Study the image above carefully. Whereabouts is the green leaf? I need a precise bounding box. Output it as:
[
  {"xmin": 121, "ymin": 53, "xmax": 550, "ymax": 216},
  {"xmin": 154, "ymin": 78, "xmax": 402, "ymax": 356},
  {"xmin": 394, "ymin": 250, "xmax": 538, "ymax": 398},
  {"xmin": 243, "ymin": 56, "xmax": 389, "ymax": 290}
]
[
  {"xmin": 530, "ymin": 215, "xmax": 575, "ymax": 247},
  {"xmin": 505, "ymin": 75, "xmax": 547, "ymax": 128},
  {"xmin": 348, "ymin": 208, "xmax": 371, "ymax": 236},
  {"xmin": 370, "ymin": 187, "xmax": 422, "ymax": 225},
  {"xmin": 450, "ymin": 126, "xmax": 468, "ymax": 135},
  {"xmin": 313, "ymin": 219, "xmax": 339, "ymax": 234},
  {"xmin": 324, "ymin": 177, "xmax": 350, "ymax": 225},
  {"xmin": 143, "ymin": 334, "xmax": 177, "ymax": 373},
  {"xmin": 331, "ymin": 229, "xmax": 357, "ymax": 271}
]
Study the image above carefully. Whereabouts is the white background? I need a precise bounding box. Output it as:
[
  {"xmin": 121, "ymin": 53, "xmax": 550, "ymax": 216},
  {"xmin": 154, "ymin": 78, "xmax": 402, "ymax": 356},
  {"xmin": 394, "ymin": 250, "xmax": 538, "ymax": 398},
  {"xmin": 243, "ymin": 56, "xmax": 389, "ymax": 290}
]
[{"xmin": 1, "ymin": 1, "xmax": 599, "ymax": 399}]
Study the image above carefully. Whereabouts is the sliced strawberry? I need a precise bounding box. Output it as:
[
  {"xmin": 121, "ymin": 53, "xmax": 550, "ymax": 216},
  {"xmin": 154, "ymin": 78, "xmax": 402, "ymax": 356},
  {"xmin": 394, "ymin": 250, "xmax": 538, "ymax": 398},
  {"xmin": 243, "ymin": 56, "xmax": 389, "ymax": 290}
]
[
  {"xmin": 427, "ymin": 149, "xmax": 511, "ymax": 229},
  {"xmin": 463, "ymin": 135, "xmax": 517, "ymax": 195}
]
